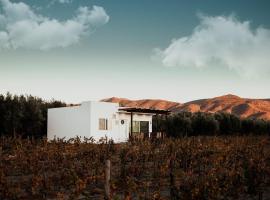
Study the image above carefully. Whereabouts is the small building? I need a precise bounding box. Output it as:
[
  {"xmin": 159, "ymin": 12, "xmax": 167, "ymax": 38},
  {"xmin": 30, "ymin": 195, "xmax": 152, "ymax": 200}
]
[{"xmin": 47, "ymin": 101, "xmax": 169, "ymax": 142}]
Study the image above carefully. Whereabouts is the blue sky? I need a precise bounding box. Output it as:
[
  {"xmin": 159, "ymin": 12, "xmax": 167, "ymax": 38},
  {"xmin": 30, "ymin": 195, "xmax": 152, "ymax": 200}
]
[{"xmin": 0, "ymin": 0, "xmax": 270, "ymax": 103}]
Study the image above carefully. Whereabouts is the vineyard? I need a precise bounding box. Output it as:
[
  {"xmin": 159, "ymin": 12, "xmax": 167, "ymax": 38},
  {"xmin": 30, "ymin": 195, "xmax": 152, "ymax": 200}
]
[{"xmin": 0, "ymin": 136, "xmax": 270, "ymax": 200}]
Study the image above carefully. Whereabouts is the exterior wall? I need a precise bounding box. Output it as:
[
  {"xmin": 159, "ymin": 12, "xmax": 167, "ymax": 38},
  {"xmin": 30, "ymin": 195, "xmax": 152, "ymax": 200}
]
[
  {"xmin": 47, "ymin": 102, "xmax": 91, "ymax": 140},
  {"xmin": 118, "ymin": 112, "xmax": 152, "ymax": 138},
  {"xmin": 47, "ymin": 101, "xmax": 153, "ymax": 143},
  {"xmin": 88, "ymin": 101, "xmax": 121, "ymax": 142}
]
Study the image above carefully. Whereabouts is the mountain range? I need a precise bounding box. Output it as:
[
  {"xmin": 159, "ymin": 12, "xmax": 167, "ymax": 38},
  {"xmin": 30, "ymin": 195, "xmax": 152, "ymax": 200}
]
[{"xmin": 102, "ymin": 94, "xmax": 270, "ymax": 120}]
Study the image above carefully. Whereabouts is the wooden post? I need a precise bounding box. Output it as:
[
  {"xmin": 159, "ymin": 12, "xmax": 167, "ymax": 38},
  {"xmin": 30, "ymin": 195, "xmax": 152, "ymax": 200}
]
[
  {"xmin": 130, "ymin": 112, "xmax": 133, "ymax": 139},
  {"xmin": 105, "ymin": 159, "xmax": 111, "ymax": 200},
  {"xmin": 169, "ymin": 150, "xmax": 179, "ymax": 199},
  {"xmin": 169, "ymin": 158, "xmax": 174, "ymax": 199},
  {"xmin": 165, "ymin": 113, "xmax": 169, "ymax": 139}
]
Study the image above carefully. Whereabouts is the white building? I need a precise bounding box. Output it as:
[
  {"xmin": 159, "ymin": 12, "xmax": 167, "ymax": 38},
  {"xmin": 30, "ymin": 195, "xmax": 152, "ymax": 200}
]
[{"xmin": 47, "ymin": 101, "xmax": 169, "ymax": 142}]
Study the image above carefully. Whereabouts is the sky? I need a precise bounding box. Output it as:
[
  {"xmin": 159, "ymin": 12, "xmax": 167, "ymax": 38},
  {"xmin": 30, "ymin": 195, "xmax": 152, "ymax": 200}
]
[{"xmin": 0, "ymin": 0, "xmax": 270, "ymax": 103}]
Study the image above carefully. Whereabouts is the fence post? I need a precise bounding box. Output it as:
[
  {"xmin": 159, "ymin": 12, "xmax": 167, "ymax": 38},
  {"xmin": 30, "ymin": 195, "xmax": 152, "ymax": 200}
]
[
  {"xmin": 105, "ymin": 159, "xmax": 111, "ymax": 200},
  {"xmin": 169, "ymin": 158, "xmax": 174, "ymax": 199},
  {"xmin": 169, "ymin": 145, "xmax": 179, "ymax": 200}
]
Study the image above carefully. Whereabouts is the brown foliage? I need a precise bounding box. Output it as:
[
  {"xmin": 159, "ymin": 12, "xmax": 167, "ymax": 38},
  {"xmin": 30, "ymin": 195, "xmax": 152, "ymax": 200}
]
[{"xmin": 0, "ymin": 136, "xmax": 269, "ymax": 199}]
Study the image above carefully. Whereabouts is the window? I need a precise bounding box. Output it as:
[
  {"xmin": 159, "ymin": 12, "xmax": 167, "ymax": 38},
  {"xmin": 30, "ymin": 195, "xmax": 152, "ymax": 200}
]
[
  {"xmin": 140, "ymin": 121, "xmax": 149, "ymax": 133},
  {"xmin": 99, "ymin": 118, "xmax": 108, "ymax": 130},
  {"xmin": 130, "ymin": 121, "xmax": 142, "ymax": 133},
  {"xmin": 130, "ymin": 121, "xmax": 149, "ymax": 133},
  {"xmin": 132, "ymin": 121, "xmax": 140, "ymax": 133}
]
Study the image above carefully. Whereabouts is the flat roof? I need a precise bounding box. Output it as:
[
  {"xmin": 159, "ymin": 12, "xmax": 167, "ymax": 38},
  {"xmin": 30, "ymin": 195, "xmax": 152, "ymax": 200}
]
[{"xmin": 118, "ymin": 107, "xmax": 171, "ymax": 114}]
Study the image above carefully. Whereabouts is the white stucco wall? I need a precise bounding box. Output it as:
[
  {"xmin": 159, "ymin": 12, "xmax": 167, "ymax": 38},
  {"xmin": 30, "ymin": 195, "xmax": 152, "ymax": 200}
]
[
  {"xmin": 47, "ymin": 101, "xmax": 153, "ymax": 142},
  {"xmin": 88, "ymin": 101, "xmax": 122, "ymax": 142},
  {"xmin": 47, "ymin": 102, "xmax": 91, "ymax": 140}
]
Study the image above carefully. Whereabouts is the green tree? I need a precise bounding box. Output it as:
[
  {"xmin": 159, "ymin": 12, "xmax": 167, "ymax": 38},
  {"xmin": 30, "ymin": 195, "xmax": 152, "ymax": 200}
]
[{"xmin": 192, "ymin": 112, "xmax": 219, "ymax": 136}]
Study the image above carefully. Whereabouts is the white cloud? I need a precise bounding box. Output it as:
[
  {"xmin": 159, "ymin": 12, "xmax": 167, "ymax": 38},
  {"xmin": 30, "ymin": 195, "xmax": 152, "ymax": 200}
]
[
  {"xmin": 0, "ymin": 31, "xmax": 9, "ymax": 48},
  {"xmin": 76, "ymin": 6, "xmax": 110, "ymax": 28},
  {"xmin": 47, "ymin": 0, "xmax": 72, "ymax": 8},
  {"xmin": 0, "ymin": 14, "xmax": 6, "ymax": 27},
  {"xmin": 58, "ymin": 0, "xmax": 72, "ymax": 3},
  {"xmin": 156, "ymin": 15, "xmax": 270, "ymax": 77},
  {"xmin": 0, "ymin": 0, "xmax": 109, "ymax": 50}
]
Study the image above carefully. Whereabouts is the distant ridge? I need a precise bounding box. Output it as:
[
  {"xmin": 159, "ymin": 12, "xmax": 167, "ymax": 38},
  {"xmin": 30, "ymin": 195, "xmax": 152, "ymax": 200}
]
[
  {"xmin": 101, "ymin": 94, "xmax": 270, "ymax": 120},
  {"xmin": 101, "ymin": 97, "xmax": 180, "ymax": 110}
]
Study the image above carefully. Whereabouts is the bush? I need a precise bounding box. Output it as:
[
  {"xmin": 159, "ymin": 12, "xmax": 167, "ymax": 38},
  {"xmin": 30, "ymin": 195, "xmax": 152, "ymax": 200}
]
[
  {"xmin": 153, "ymin": 111, "xmax": 270, "ymax": 137},
  {"xmin": 0, "ymin": 93, "xmax": 66, "ymax": 138}
]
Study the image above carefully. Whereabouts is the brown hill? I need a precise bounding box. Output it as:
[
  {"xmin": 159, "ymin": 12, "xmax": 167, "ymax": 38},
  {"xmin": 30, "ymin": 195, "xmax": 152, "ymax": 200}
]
[
  {"xmin": 101, "ymin": 94, "xmax": 270, "ymax": 120},
  {"xmin": 101, "ymin": 97, "xmax": 180, "ymax": 110},
  {"xmin": 174, "ymin": 94, "xmax": 270, "ymax": 120}
]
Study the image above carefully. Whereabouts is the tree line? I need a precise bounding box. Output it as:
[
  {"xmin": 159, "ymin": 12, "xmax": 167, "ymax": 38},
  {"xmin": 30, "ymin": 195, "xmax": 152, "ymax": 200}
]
[
  {"xmin": 1, "ymin": 93, "xmax": 270, "ymax": 138},
  {"xmin": 153, "ymin": 112, "xmax": 270, "ymax": 137},
  {"xmin": 0, "ymin": 93, "xmax": 66, "ymax": 138}
]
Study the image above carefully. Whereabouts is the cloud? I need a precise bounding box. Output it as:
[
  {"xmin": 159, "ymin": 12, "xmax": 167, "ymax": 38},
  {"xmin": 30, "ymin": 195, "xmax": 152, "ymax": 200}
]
[
  {"xmin": 0, "ymin": 31, "xmax": 9, "ymax": 48},
  {"xmin": 58, "ymin": 0, "xmax": 72, "ymax": 3},
  {"xmin": 47, "ymin": 0, "xmax": 72, "ymax": 8},
  {"xmin": 156, "ymin": 14, "xmax": 270, "ymax": 77},
  {"xmin": 0, "ymin": 0, "xmax": 109, "ymax": 50}
]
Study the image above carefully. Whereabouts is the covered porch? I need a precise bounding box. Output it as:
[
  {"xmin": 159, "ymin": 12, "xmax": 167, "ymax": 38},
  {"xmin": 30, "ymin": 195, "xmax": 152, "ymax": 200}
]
[{"xmin": 118, "ymin": 107, "xmax": 171, "ymax": 140}]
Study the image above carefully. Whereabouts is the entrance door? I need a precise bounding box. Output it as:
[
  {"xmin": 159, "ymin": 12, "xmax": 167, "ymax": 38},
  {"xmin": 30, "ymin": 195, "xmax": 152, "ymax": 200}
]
[{"xmin": 119, "ymin": 119, "xmax": 128, "ymax": 140}]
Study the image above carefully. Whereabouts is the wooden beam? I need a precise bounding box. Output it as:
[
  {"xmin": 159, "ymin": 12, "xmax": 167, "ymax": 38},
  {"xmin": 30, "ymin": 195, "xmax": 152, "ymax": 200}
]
[{"xmin": 119, "ymin": 107, "xmax": 171, "ymax": 115}]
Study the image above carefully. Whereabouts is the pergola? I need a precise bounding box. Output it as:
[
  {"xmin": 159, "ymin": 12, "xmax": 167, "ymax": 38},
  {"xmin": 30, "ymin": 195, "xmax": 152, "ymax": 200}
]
[{"xmin": 118, "ymin": 107, "xmax": 171, "ymax": 138}]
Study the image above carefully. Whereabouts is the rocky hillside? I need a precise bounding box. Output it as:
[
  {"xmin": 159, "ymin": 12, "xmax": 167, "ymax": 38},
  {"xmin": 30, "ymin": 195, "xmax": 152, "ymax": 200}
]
[
  {"xmin": 102, "ymin": 94, "xmax": 270, "ymax": 120},
  {"xmin": 175, "ymin": 94, "xmax": 270, "ymax": 120},
  {"xmin": 102, "ymin": 97, "xmax": 180, "ymax": 110}
]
